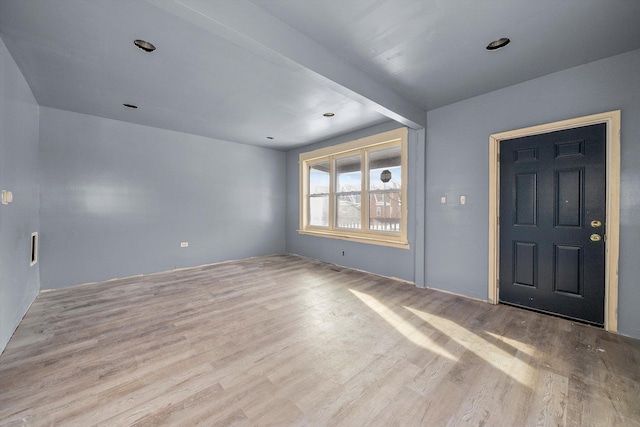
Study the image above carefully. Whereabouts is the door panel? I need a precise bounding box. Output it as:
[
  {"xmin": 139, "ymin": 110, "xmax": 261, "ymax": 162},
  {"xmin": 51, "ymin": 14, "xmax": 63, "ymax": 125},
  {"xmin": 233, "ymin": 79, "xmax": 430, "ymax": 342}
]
[
  {"xmin": 514, "ymin": 242, "xmax": 536, "ymax": 287},
  {"xmin": 515, "ymin": 173, "xmax": 537, "ymax": 225},
  {"xmin": 499, "ymin": 123, "xmax": 606, "ymax": 325},
  {"xmin": 554, "ymin": 245, "xmax": 582, "ymax": 296},
  {"xmin": 555, "ymin": 169, "xmax": 582, "ymax": 227}
]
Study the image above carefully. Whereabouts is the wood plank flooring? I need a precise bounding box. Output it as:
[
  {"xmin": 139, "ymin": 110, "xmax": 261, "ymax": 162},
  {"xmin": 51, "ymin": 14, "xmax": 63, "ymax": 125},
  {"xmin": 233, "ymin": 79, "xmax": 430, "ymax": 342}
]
[{"xmin": 1, "ymin": 254, "xmax": 639, "ymax": 426}]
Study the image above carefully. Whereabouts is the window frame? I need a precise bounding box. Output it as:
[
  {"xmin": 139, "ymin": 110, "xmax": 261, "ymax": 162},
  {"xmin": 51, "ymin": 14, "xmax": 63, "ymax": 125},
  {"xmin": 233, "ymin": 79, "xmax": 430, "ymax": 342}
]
[{"xmin": 299, "ymin": 127, "xmax": 409, "ymax": 249}]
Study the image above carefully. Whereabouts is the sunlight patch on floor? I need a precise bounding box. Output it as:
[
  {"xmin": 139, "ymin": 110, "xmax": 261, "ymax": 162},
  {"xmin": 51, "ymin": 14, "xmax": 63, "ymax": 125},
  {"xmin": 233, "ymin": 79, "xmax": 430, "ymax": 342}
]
[
  {"xmin": 484, "ymin": 331, "xmax": 537, "ymax": 357},
  {"xmin": 349, "ymin": 289, "xmax": 457, "ymax": 361},
  {"xmin": 404, "ymin": 306, "xmax": 536, "ymax": 388}
]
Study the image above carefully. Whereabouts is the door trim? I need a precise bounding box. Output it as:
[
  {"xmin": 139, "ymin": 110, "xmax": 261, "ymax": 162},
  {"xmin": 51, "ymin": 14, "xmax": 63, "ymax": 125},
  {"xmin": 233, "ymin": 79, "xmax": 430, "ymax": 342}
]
[{"xmin": 488, "ymin": 111, "xmax": 621, "ymax": 332}]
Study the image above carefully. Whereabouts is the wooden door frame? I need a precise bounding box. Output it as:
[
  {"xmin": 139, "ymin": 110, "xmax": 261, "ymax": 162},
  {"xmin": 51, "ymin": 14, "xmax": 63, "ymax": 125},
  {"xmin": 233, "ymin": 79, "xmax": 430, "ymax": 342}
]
[{"xmin": 488, "ymin": 111, "xmax": 621, "ymax": 332}]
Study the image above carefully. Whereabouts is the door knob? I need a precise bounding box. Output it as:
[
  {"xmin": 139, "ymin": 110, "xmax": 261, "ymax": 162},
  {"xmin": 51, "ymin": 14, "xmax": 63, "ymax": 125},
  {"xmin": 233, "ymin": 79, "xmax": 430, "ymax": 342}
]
[
  {"xmin": 590, "ymin": 220, "xmax": 602, "ymax": 228},
  {"xmin": 590, "ymin": 234, "xmax": 602, "ymax": 242}
]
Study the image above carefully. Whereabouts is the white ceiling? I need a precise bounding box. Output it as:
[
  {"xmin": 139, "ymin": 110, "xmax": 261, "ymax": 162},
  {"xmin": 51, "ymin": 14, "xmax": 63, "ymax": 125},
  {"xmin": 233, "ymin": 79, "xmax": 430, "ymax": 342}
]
[{"xmin": 1, "ymin": 0, "xmax": 639, "ymax": 150}]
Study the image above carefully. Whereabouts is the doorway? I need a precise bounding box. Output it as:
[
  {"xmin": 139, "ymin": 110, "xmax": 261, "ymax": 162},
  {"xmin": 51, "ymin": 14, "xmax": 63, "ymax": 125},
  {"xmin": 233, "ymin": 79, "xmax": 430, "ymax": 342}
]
[{"xmin": 488, "ymin": 111, "xmax": 620, "ymax": 331}]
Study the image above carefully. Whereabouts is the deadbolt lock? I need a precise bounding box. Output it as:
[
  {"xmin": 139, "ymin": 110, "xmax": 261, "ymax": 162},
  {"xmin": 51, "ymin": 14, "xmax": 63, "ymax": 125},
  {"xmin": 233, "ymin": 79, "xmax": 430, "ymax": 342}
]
[
  {"xmin": 590, "ymin": 234, "xmax": 602, "ymax": 242},
  {"xmin": 590, "ymin": 220, "xmax": 602, "ymax": 228}
]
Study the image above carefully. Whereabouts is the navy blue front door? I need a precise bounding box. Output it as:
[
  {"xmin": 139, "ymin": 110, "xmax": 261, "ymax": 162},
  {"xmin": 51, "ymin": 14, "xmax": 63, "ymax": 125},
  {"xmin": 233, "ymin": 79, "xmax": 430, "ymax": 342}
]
[{"xmin": 499, "ymin": 124, "xmax": 606, "ymax": 325}]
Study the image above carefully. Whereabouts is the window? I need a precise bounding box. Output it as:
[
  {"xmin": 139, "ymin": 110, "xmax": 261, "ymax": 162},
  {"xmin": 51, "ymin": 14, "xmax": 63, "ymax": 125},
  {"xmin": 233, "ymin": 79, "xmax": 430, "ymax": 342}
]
[
  {"xmin": 299, "ymin": 127, "xmax": 408, "ymax": 248},
  {"xmin": 308, "ymin": 161, "xmax": 330, "ymax": 227}
]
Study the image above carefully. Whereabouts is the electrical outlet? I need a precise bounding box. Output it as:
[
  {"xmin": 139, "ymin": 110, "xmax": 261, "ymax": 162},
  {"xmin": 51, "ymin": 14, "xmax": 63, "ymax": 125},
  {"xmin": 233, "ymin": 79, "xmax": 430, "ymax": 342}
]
[
  {"xmin": 440, "ymin": 196, "xmax": 446, "ymax": 204},
  {"xmin": 460, "ymin": 195, "xmax": 466, "ymax": 205},
  {"xmin": 342, "ymin": 251, "xmax": 345, "ymax": 256},
  {"xmin": 180, "ymin": 242, "xmax": 188, "ymax": 248}
]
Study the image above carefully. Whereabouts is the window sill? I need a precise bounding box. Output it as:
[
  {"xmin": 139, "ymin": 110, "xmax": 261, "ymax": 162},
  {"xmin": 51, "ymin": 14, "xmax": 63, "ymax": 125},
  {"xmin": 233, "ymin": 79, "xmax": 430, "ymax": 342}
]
[{"xmin": 297, "ymin": 229, "xmax": 410, "ymax": 249}]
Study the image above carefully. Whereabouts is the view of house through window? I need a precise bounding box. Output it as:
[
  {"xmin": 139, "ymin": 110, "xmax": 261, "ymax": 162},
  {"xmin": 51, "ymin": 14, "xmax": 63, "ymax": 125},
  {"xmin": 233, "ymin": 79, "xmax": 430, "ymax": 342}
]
[
  {"xmin": 299, "ymin": 127, "xmax": 408, "ymax": 248},
  {"xmin": 309, "ymin": 161, "xmax": 330, "ymax": 227},
  {"xmin": 368, "ymin": 145, "xmax": 401, "ymax": 232},
  {"xmin": 336, "ymin": 154, "xmax": 362, "ymax": 229}
]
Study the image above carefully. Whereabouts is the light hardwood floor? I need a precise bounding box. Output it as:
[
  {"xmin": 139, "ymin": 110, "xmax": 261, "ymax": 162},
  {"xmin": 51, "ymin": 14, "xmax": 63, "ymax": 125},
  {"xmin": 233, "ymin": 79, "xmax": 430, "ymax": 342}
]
[{"xmin": 1, "ymin": 254, "xmax": 639, "ymax": 426}]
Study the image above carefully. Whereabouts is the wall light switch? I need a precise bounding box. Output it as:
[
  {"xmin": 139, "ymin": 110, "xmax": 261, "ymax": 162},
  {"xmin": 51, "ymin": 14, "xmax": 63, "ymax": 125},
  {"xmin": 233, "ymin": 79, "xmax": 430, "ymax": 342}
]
[
  {"xmin": 440, "ymin": 196, "xmax": 446, "ymax": 204},
  {"xmin": 180, "ymin": 242, "xmax": 188, "ymax": 248},
  {"xmin": 460, "ymin": 195, "xmax": 466, "ymax": 205},
  {"xmin": 1, "ymin": 190, "xmax": 13, "ymax": 205}
]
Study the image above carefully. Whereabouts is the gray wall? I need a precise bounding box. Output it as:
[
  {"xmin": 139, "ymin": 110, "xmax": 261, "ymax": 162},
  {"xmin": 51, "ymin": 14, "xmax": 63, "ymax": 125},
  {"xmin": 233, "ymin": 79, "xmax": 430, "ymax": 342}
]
[
  {"xmin": 286, "ymin": 121, "xmax": 426, "ymax": 286},
  {"xmin": 39, "ymin": 107, "xmax": 286, "ymax": 289},
  {"xmin": 426, "ymin": 48, "xmax": 640, "ymax": 338},
  {"xmin": 0, "ymin": 38, "xmax": 40, "ymax": 353}
]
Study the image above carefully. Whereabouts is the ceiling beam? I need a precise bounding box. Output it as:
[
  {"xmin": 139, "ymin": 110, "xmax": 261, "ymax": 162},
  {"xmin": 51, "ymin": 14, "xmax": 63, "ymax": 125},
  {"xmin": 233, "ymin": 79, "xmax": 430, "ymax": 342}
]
[{"xmin": 147, "ymin": 0, "xmax": 426, "ymax": 129}]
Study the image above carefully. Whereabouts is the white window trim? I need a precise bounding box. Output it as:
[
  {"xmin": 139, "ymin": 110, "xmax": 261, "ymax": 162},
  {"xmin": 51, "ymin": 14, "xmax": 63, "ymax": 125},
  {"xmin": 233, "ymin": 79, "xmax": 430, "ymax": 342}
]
[{"xmin": 299, "ymin": 127, "xmax": 409, "ymax": 249}]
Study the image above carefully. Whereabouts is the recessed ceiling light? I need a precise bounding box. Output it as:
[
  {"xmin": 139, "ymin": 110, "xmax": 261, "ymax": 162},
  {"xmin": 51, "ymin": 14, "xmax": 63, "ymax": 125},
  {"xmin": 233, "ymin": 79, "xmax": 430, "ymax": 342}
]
[
  {"xmin": 323, "ymin": 112, "xmax": 335, "ymax": 117},
  {"xmin": 134, "ymin": 39, "xmax": 156, "ymax": 53},
  {"xmin": 486, "ymin": 38, "xmax": 510, "ymax": 51},
  {"xmin": 123, "ymin": 103, "xmax": 138, "ymax": 109},
  {"xmin": 266, "ymin": 136, "xmax": 274, "ymax": 140}
]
